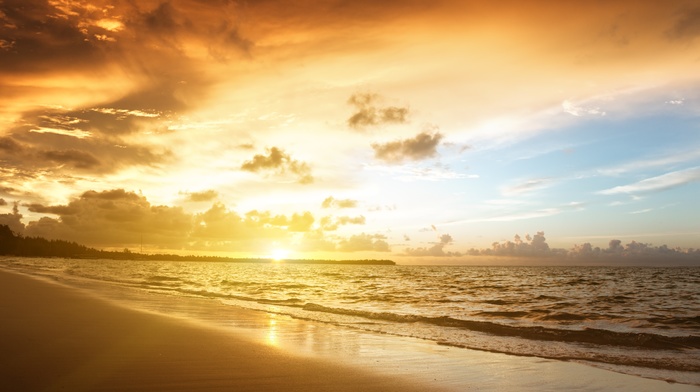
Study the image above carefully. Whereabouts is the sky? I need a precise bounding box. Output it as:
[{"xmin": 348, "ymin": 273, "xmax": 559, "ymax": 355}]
[{"xmin": 1, "ymin": 0, "xmax": 699, "ymax": 263}]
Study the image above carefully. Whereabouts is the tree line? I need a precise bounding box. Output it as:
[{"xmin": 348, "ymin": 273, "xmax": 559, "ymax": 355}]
[{"xmin": 0, "ymin": 225, "xmax": 394, "ymax": 265}]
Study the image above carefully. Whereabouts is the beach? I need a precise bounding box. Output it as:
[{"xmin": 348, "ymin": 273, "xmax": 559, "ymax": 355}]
[
  {"xmin": 1, "ymin": 268, "xmax": 698, "ymax": 392},
  {"xmin": 0, "ymin": 269, "xmax": 440, "ymax": 392}
]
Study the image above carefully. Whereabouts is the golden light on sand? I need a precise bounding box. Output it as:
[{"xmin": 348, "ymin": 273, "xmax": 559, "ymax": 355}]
[{"xmin": 267, "ymin": 314, "xmax": 278, "ymax": 347}]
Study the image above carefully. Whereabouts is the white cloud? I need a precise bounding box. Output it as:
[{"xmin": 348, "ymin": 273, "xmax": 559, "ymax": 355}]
[
  {"xmin": 501, "ymin": 178, "xmax": 554, "ymax": 196},
  {"xmin": 29, "ymin": 127, "xmax": 92, "ymax": 139},
  {"xmin": 562, "ymin": 100, "xmax": 606, "ymax": 117},
  {"xmin": 598, "ymin": 167, "xmax": 700, "ymax": 195},
  {"xmin": 364, "ymin": 164, "xmax": 477, "ymax": 182},
  {"xmin": 480, "ymin": 208, "xmax": 562, "ymax": 222},
  {"xmin": 92, "ymin": 108, "xmax": 160, "ymax": 118},
  {"xmin": 598, "ymin": 150, "xmax": 700, "ymax": 176},
  {"xmin": 443, "ymin": 208, "xmax": 563, "ymax": 225}
]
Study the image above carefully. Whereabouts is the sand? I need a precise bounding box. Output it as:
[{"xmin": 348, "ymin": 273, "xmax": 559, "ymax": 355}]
[
  {"xmin": 1, "ymin": 268, "xmax": 698, "ymax": 392},
  {"xmin": 0, "ymin": 270, "xmax": 441, "ymax": 392}
]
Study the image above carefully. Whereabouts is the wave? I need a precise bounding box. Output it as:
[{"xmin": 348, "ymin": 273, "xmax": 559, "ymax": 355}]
[
  {"xmin": 156, "ymin": 284, "xmax": 700, "ymax": 354},
  {"xmin": 300, "ymin": 303, "xmax": 700, "ymax": 352}
]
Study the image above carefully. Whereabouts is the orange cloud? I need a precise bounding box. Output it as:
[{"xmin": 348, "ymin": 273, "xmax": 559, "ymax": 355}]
[
  {"xmin": 372, "ymin": 132, "xmax": 443, "ymax": 164},
  {"xmin": 241, "ymin": 147, "xmax": 314, "ymax": 184},
  {"xmin": 321, "ymin": 196, "xmax": 358, "ymax": 209},
  {"xmin": 181, "ymin": 190, "xmax": 219, "ymax": 202},
  {"xmin": 347, "ymin": 93, "xmax": 409, "ymax": 130}
]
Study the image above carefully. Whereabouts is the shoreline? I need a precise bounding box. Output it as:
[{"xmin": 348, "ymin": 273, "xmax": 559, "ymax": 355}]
[
  {"xmin": 1, "ymin": 268, "xmax": 698, "ymax": 391},
  {"xmin": 0, "ymin": 269, "xmax": 440, "ymax": 392}
]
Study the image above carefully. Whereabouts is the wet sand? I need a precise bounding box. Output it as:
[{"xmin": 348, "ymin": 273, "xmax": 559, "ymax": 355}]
[{"xmin": 0, "ymin": 270, "xmax": 441, "ymax": 392}]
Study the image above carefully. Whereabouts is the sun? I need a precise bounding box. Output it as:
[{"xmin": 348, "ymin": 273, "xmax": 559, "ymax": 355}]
[{"xmin": 270, "ymin": 248, "xmax": 290, "ymax": 261}]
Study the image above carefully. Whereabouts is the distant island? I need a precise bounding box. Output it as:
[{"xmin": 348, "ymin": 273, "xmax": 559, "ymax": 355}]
[{"xmin": 0, "ymin": 225, "xmax": 395, "ymax": 266}]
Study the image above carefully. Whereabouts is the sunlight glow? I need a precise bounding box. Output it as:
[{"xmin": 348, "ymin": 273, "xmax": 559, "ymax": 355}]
[{"xmin": 270, "ymin": 249, "xmax": 290, "ymax": 261}]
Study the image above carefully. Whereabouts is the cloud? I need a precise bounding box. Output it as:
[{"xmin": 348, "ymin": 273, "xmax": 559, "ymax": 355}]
[
  {"xmin": 596, "ymin": 150, "xmax": 700, "ymax": 176},
  {"xmin": 562, "ymin": 100, "xmax": 606, "ymax": 117},
  {"xmin": 364, "ymin": 163, "xmax": 476, "ymax": 182},
  {"xmin": 336, "ymin": 233, "xmax": 390, "ymax": 252},
  {"xmin": 666, "ymin": 7, "xmax": 700, "ymax": 40},
  {"xmin": 182, "ymin": 190, "xmax": 219, "ymax": 202},
  {"xmin": 321, "ymin": 196, "xmax": 358, "ymax": 209},
  {"xmin": 443, "ymin": 208, "xmax": 564, "ymax": 224},
  {"xmin": 501, "ymin": 177, "xmax": 554, "ymax": 196},
  {"xmin": 241, "ymin": 147, "xmax": 314, "ymax": 184},
  {"xmin": 0, "ymin": 198, "xmax": 6, "ymax": 206},
  {"xmin": 598, "ymin": 167, "xmax": 700, "ymax": 195},
  {"xmin": 244, "ymin": 210, "xmax": 315, "ymax": 232},
  {"xmin": 41, "ymin": 149, "xmax": 101, "ymax": 170},
  {"xmin": 405, "ymin": 233, "xmax": 461, "ymax": 257},
  {"xmin": 347, "ymin": 93, "xmax": 409, "ymax": 130},
  {"xmin": 665, "ymin": 99, "xmax": 685, "ymax": 105},
  {"xmin": 481, "ymin": 231, "xmax": 552, "ymax": 257},
  {"xmin": 320, "ymin": 215, "xmax": 366, "ymax": 231},
  {"xmin": 0, "ymin": 137, "xmax": 22, "ymax": 153},
  {"xmin": 372, "ymin": 132, "xmax": 443, "ymax": 164},
  {"xmin": 21, "ymin": 189, "xmax": 320, "ymax": 252},
  {"xmin": 24, "ymin": 189, "xmax": 192, "ymax": 247},
  {"xmin": 0, "ymin": 0, "xmax": 107, "ymax": 74},
  {"xmin": 0, "ymin": 202, "xmax": 24, "ymax": 234},
  {"xmin": 0, "ymin": 127, "xmax": 170, "ymax": 177}
]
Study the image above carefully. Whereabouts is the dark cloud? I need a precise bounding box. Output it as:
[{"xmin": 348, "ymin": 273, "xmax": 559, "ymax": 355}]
[
  {"xmin": 41, "ymin": 150, "xmax": 101, "ymax": 170},
  {"xmin": 182, "ymin": 190, "xmax": 219, "ymax": 202},
  {"xmin": 667, "ymin": 7, "xmax": 700, "ymax": 40},
  {"xmin": 241, "ymin": 147, "xmax": 314, "ymax": 184},
  {"xmin": 371, "ymin": 132, "xmax": 443, "ymax": 164},
  {"xmin": 347, "ymin": 93, "xmax": 409, "ymax": 130},
  {"xmin": 0, "ymin": 0, "xmax": 106, "ymax": 74},
  {"xmin": 321, "ymin": 196, "xmax": 358, "ymax": 209},
  {"xmin": 208, "ymin": 20, "xmax": 254, "ymax": 61},
  {"xmin": 0, "ymin": 198, "xmax": 6, "ymax": 206},
  {"xmin": 26, "ymin": 203, "xmax": 77, "ymax": 215},
  {"xmin": 0, "ymin": 136, "xmax": 23, "ymax": 153},
  {"xmin": 337, "ymin": 233, "xmax": 390, "ymax": 252},
  {"xmin": 0, "ymin": 0, "xmax": 241, "ymax": 120},
  {"xmin": 24, "ymin": 189, "xmax": 192, "ymax": 247},
  {"xmin": 0, "ymin": 109, "xmax": 172, "ymax": 177},
  {"xmin": 0, "ymin": 0, "xmax": 253, "ymax": 70},
  {"xmin": 142, "ymin": 2, "xmax": 180, "ymax": 35}
]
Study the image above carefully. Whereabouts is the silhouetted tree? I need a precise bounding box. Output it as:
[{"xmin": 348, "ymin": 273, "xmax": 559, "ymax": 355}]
[{"xmin": 0, "ymin": 224, "xmax": 18, "ymax": 254}]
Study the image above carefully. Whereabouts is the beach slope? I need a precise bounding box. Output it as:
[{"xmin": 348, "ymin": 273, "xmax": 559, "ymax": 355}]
[{"xmin": 0, "ymin": 270, "xmax": 438, "ymax": 392}]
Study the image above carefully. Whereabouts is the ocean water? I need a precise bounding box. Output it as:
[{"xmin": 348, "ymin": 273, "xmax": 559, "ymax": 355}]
[{"xmin": 2, "ymin": 258, "xmax": 699, "ymax": 385}]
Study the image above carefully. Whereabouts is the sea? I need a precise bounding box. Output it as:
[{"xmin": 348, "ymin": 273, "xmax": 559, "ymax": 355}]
[{"xmin": 2, "ymin": 258, "xmax": 699, "ymax": 386}]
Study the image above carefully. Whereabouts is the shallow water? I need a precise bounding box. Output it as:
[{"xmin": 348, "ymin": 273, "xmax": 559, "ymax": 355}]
[{"xmin": 3, "ymin": 258, "xmax": 699, "ymax": 385}]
